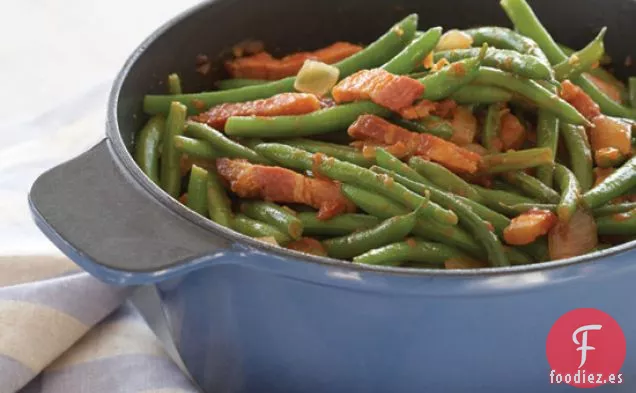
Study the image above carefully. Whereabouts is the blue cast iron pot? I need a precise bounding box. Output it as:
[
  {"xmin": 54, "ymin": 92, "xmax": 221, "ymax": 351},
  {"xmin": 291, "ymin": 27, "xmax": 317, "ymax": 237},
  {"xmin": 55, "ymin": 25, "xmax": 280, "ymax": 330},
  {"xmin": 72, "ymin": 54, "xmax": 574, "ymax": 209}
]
[{"xmin": 28, "ymin": 0, "xmax": 636, "ymax": 391}]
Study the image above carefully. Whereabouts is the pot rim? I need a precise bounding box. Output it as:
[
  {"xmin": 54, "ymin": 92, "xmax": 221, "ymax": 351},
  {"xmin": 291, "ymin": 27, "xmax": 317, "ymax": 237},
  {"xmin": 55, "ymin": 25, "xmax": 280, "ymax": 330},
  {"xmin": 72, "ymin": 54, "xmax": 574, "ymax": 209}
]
[{"xmin": 106, "ymin": 0, "xmax": 636, "ymax": 278}]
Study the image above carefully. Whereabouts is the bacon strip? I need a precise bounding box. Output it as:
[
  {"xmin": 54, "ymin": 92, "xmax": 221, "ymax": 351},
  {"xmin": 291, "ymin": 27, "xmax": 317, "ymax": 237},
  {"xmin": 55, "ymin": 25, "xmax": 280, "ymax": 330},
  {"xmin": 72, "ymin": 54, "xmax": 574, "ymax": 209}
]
[
  {"xmin": 191, "ymin": 93, "xmax": 321, "ymax": 129},
  {"xmin": 225, "ymin": 42, "xmax": 362, "ymax": 80},
  {"xmin": 348, "ymin": 115, "xmax": 481, "ymax": 174},
  {"xmin": 216, "ymin": 158, "xmax": 355, "ymax": 220},
  {"xmin": 504, "ymin": 209, "xmax": 557, "ymax": 246},
  {"xmin": 560, "ymin": 80, "xmax": 601, "ymax": 120},
  {"xmin": 332, "ymin": 69, "xmax": 424, "ymax": 111},
  {"xmin": 398, "ymin": 99, "xmax": 457, "ymax": 120}
]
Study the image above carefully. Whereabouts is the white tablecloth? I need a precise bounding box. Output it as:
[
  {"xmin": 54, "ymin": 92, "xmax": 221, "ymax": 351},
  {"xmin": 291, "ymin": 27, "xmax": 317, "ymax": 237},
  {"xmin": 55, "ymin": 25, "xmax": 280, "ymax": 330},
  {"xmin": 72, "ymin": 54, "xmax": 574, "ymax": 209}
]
[{"xmin": 0, "ymin": 1, "xmax": 204, "ymax": 391}]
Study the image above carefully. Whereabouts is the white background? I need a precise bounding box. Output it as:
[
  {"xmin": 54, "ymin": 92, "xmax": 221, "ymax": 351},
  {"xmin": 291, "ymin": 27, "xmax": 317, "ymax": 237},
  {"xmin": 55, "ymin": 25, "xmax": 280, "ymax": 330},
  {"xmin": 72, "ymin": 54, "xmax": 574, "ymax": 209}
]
[{"xmin": 0, "ymin": 0, "xmax": 201, "ymax": 255}]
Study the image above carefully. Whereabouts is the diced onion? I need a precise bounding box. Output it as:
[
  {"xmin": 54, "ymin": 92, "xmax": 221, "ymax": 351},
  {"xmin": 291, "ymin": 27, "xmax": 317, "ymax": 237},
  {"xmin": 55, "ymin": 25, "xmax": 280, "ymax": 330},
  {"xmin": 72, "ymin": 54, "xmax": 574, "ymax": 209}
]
[
  {"xmin": 548, "ymin": 209, "xmax": 598, "ymax": 260},
  {"xmin": 294, "ymin": 60, "xmax": 340, "ymax": 97},
  {"xmin": 435, "ymin": 30, "xmax": 474, "ymax": 51}
]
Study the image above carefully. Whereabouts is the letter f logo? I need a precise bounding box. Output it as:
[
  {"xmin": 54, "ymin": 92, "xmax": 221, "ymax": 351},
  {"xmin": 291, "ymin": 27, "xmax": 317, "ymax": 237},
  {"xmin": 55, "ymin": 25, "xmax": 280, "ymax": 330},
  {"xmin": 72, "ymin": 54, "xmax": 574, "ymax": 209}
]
[{"xmin": 573, "ymin": 324, "xmax": 603, "ymax": 368}]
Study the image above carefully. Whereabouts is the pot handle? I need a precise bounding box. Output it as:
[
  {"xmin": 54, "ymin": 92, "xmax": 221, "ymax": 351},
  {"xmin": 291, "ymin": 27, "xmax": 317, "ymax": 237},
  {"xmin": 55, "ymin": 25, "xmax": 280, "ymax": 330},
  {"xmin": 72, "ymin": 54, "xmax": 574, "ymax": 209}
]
[{"xmin": 29, "ymin": 139, "xmax": 239, "ymax": 286}]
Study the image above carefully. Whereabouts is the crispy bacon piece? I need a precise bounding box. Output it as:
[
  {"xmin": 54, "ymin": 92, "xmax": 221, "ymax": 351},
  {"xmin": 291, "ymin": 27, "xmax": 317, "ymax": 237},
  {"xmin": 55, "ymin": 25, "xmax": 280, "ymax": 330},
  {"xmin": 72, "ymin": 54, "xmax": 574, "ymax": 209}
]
[
  {"xmin": 225, "ymin": 42, "xmax": 362, "ymax": 80},
  {"xmin": 216, "ymin": 158, "xmax": 355, "ymax": 220},
  {"xmin": 332, "ymin": 69, "xmax": 424, "ymax": 111},
  {"xmin": 286, "ymin": 237, "xmax": 328, "ymax": 256},
  {"xmin": 398, "ymin": 99, "xmax": 457, "ymax": 120},
  {"xmin": 191, "ymin": 93, "xmax": 321, "ymax": 129},
  {"xmin": 503, "ymin": 209, "xmax": 558, "ymax": 246},
  {"xmin": 499, "ymin": 112, "xmax": 527, "ymax": 151},
  {"xmin": 348, "ymin": 114, "xmax": 481, "ymax": 174},
  {"xmin": 560, "ymin": 80, "xmax": 601, "ymax": 120},
  {"xmin": 590, "ymin": 115, "xmax": 632, "ymax": 155},
  {"xmin": 449, "ymin": 106, "xmax": 478, "ymax": 146}
]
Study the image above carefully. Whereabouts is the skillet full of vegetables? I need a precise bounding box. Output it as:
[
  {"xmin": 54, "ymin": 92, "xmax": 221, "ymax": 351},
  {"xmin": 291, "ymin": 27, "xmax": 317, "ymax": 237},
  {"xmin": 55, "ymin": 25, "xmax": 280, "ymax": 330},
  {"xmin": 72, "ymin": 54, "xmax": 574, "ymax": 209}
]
[{"xmin": 136, "ymin": 0, "xmax": 636, "ymax": 269}]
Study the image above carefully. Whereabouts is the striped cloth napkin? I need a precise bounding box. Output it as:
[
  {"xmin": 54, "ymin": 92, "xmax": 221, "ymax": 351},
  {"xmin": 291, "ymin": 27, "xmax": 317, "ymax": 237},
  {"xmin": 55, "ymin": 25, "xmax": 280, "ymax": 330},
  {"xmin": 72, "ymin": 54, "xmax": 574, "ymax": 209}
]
[{"xmin": 0, "ymin": 256, "xmax": 199, "ymax": 393}]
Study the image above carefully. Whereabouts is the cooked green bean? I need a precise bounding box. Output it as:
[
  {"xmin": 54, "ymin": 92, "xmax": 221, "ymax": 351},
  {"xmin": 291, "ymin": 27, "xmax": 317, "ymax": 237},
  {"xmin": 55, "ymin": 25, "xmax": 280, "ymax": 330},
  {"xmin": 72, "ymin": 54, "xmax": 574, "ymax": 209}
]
[
  {"xmin": 554, "ymin": 164, "xmax": 581, "ymax": 223},
  {"xmin": 298, "ymin": 212, "xmax": 380, "ymax": 236},
  {"xmin": 255, "ymin": 143, "xmax": 458, "ymax": 225},
  {"xmin": 144, "ymin": 14, "xmax": 417, "ymax": 114},
  {"xmin": 502, "ymin": 171, "xmax": 560, "ymax": 204},
  {"xmin": 450, "ymin": 85, "xmax": 513, "ymax": 105},
  {"xmin": 593, "ymin": 202, "xmax": 636, "ymax": 217},
  {"xmin": 560, "ymin": 123, "xmax": 594, "ymax": 191},
  {"xmin": 434, "ymin": 47, "xmax": 552, "ymax": 79},
  {"xmin": 185, "ymin": 121, "xmax": 271, "ymax": 164},
  {"xmin": 583, "ymin": 156, "xmax": 636, "ymax": 209},
  {"xmin": 383, "ymin": 26, "xmax": 442, "ymax": 74},
  {"xmin": 160, "ymin": 102, "xmax": 187, "ymax": 197},
  {"xmin": 596, "ymin": 210, "xmax": 636, "ymax": 236},
  {"xmin": 407, "ymin": 157, "xmax": 484, "ymax": 203},
  {"xmin": 323, "ymin": 208, "xmax": 419, "ymax": 259},
  {"xmin": 215, "ymin": 79, "xmax": 268, "ymax": 90},
  {"xmin": 553, "ymin": 28, "xmax": 606, "ymax": 81},
  {"xmin": 502, "ymin": 203, "xmax": 556, "ymax": 215},
  {"xmin": 341, "ymin": 184, "xmax": 482, "ymax": 256},
  {"xmin": 463, "ymin": 26, "xmax": 549, "ymax": 63},
  {"xmin": 479, "ymin": 147, "xmax": 554, "ymax": 174},
  {"xmin": 474, "ymin": 185, "xmax": 537, "ymax": 215},
  {"xmin": 474, "ymin": 67, "xmax": 590, "ymax": 126},
  {"xmin": 174, "ymin": 136, "xmax": 220, "ymax": 160},
  {"xmin": 187, "ymin": 165, "xmax": 209, "ymax": 216},
  {"xmin": 418, "ymin": 45, "xmax": 486, "ymax": 101},
  {"xmin": 232, "ymin": 214, "xmax": 291, "ymax": 245},
  {"xmin": 225, "ymin": 101, "xmax": 390, "ymax": 138},
  {"xmin": 535, "ymin": 109, "xmax": 559, "ymax": 188},
  {"xmin": 558, "ymin": 44, "xmax": 612, "ymax": 66},
  {"xmin": 207, "ymin": 169, "xmax": 233, "ymax": 228},
  {"xmin": 167, "ymin": 73, "xmax": 183, "ymax": 95},
  {"xmin": 483, "ymin": 102, "xmax": 504, "ymax": 152},
  {"xmin": 353, "ymin": 239, "xmax": 476, "ymax": 267},
  {"xmin": 134, "ymin": 115, "xmax": 165, "ymax": 185},
  {"xmin": 240, "ymin": 201, "xmax": 303, "ymax": 239},
  {"xmin": 391, "ymin": 117, "xmax": 453, "ymax": 140},
  {"xmin": 276, "ymin": 138, "xmax": 373, "ymax": 167}
]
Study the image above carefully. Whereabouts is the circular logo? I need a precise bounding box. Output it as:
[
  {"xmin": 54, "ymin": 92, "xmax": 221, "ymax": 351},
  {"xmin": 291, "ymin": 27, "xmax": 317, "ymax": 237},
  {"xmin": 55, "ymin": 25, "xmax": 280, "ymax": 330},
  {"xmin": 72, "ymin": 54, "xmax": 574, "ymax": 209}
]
[{"xmin": 546, "ymin": 308, "xmax": 626, "ymax": 388}]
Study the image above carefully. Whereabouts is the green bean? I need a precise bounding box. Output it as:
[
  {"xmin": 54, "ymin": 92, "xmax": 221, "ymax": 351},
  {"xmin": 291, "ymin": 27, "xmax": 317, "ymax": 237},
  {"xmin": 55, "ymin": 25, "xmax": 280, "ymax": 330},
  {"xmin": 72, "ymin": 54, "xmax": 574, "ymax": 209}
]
[
  {"xmin": 535, "ymin": 109, "xmax": 559, "ymax": 187},
  {"xmin": 240, "ymin": 201, "xmax": 303, "ymax": 239},
  {"xmin": 463, "ymin": 26, "xmax": 549, "ymax": 63},
  {"xmin": 174, "ymin": 136, "xmax": 220, "ymax": 160},
  {"xmin": 474, "ymin": 67, "xmax": 590, "ymax": 126},
  {"xmin": 560, "ymin": 123, "xmax": 594, "ymax": 191},
  {"xmin": 418, "ymin": 45, "xmax": 486, "ymax": 101},
  {"xmin": 215, "ymin": 79, "xmax": 268, "ymax": 90},
  {"xmin": 298, "ymin": 212, "xmax": 380, "ymax": 236},
  {"xmin": 372, "ymin": 166, "xmax": 510, "ymax": 237},
  {"xmin": 500, "ymin": 0, "xmax": 636, "ymax": 119},
  {"xmin": 160, "ymin": 102, "xmax": 187, "ymax": 197},
  {"xmin": 502, "ymin": 171, "xmax": 560, "ymax": 204},
  {"xmin": 185, "ymin": 121, "xmax": 271, "ymax": 164},
  {"xmin": 353, "ymin": 239, "xmax": 476, "ymax": 267},
  {"xmin": 383, "ymin": 26, "xmax": 442, "ymax": 74},
  {"xmin": 391, "ymin": 117, "xmax": 453, "ymax": 140},
  {"xmin": 341, "ymin": 184, "xmax": 483, "ymax": 256},
  {"xmin": 225, "ymin": 101, "xmax": 391, "ymax": 138},
  {"xmin": 372, "ymin": 150, "xmax": 508, "ymax": 266},
  {"xmin": 434, "ymin": 47, "xmax": 553, "ymax": 79},
  {"xmin": 553, "ymin": 28, "xmax": 606, "ymax": 81},
  {"xmin": 407, "ymin": 157, "xmax": 484, "ymax": 202},
  {"xmin": 483, "ymin": 102, "xmax": 505, "ymax": 152},
  {"xmin": 167, "ymin": 73, "xmax": 182, "ymax": 95},
  {"xmin": 254, "ymin": 144, "xmax": 458, "ymax": 224},
  {"xmin": 134, "ymin": 115, "xmax": 165, "ymax": 185},
  {"xmin": 276, "ymin": 138, "xmax": 373, "ymax": 167},
  {"xmin": 474, "ymin": 185, "xmax": 537, "ymax": 215},
  {"xmin": 596, "ymin": 210, "xmax": 636, "ymax": 236},
  {"xmin": 554, "ymin": 164, "xmax": 581, "ymax": 223},
  {"xmin": 187, "ymin": 165, "xmax": 209, "ymax": 216},
  {"xmin": 144, "ymin": 14, "xmax": 417, "ymax": 114},
  {"xmin": 449, "ymin": 85, "xmax": 513, "ymax": 105},
  {"xmin": 479, "ymin": 147, "xmax": 554, "ymax": 174},
  {"xmin": 593, "ymin": 202, "xmax": 636, "ymax": 217},
  {"xmin": 207, "ymin": 169, "xmax": 233, "ymax": 228},
  {"xmin": 583, "ymin": 156, "xmax": 636, "ymax": 209},
  {"xmin": 558, "ymin": 44, "xmax": 612, "ymax": 66},
  {"xmin": 323, "ymin": 208, "xmax": 419, "ymax": 259},
  {"xmin": 630, "ymin": 77, "xmax": 636, "ymax": 109},
  {"xmin": 232, "ymin": 214, "xmax": 291, "ymax": 245},
  {"xmin": 502, "ymin": 203, "xmax": 556, "ymax": 214}
]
